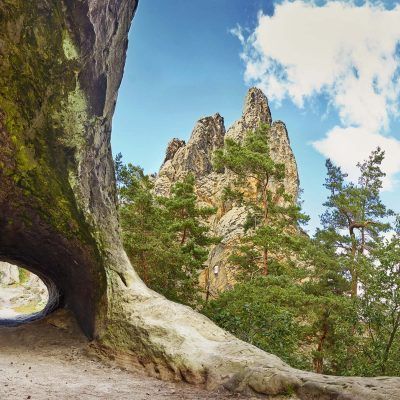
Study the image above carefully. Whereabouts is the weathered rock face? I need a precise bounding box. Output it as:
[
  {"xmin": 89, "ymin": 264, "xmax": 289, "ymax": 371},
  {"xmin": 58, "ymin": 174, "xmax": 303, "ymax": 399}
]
[
  {"xmin": 164, "ymin": 138, "xmax": 186, "ymax": 163},
  {"xmin": 0, "ymin": 262, "xmax": 48, "ymax": 319},
  {"xmin": 155, "ymin": 88, "xmax": 299, "ymax": 294},
  {"xmin": 0, "ymin": 262, "xmax": 19, "ymax": 286},
  {"xmin": 0, "ymin": 0, "xmax": 138, "ymax": 335},
  {"xmin": 155, "ymin": 113, "xmax": 226, "ymax": 196},
  {"xmin": 1, "ymin": 3, "xmax": 400, "ymax": 399}
]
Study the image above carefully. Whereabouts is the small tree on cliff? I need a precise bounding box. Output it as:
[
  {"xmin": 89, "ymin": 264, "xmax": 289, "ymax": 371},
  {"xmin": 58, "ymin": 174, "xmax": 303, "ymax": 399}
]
[{"xmin": 213, "ymin": 124, "xmax": 308, "ymax": 277}]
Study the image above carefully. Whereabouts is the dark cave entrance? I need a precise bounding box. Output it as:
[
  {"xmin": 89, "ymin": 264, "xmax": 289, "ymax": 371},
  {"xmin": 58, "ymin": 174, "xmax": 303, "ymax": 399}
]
[{"xmin": 0, "ymin": 215, "xmax": 107, "ymax": 337}]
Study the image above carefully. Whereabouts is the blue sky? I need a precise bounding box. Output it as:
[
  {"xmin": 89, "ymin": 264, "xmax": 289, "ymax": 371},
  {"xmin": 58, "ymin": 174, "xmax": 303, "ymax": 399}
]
[{"xmin": 112, "ymin": 0, "xmax": 400, "ymax": 232}]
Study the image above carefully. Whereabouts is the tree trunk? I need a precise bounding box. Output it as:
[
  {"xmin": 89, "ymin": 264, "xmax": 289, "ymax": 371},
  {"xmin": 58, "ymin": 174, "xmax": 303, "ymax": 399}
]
[
  {"xmin": 261, "ymin": 182, "xmax": 269, "ymax": 275},
  {"xmin": 313, "ymin": 317, "xmax": 328, "ymax": 374},
  {"xmin": 262, "ymin": 248, "xmax": 268, "ymax": 276},
  {"xmin": 381, "ymin": 312, "xmax": 400, "ymax": 374},
  {"xmin": 181, "ymin": 227, "xmax": 187, "ymax": 245},
  {"xmin": 350, "ymin": 227, "xmax": 358, "ymax": 298}
]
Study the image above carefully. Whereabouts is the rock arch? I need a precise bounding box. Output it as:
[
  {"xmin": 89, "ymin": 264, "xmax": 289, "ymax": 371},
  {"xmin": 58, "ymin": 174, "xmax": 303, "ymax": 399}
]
[{"xmin": 0, "ymin": 1, "xmax": 399, "ymax": 398}]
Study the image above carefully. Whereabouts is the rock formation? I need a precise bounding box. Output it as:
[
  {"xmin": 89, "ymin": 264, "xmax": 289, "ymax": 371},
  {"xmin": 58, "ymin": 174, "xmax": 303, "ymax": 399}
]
[
  {"xmin": 0, "ymin": 262, "xmax": 48, "ymax": 319},
  {"xmin": 154, "ymin": 88, "xmax": 299, "ymax": 295},
  {"xmin": 0, "ymin": 262, "xmax": 20, "ymax": 286},
  {"xmin": 1, "ymin": 2, "xmax": 400, "ymax": 399}
]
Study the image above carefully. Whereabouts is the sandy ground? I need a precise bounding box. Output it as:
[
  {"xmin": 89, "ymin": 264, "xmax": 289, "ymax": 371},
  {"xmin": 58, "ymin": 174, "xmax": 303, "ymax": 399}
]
[
  {"xmin": 0, "ymin": 311, "xmax": 257, "ymax": 400},
  {"xmin": 0, "ymin": 286, "xmax": 20, "ymax": 319}
]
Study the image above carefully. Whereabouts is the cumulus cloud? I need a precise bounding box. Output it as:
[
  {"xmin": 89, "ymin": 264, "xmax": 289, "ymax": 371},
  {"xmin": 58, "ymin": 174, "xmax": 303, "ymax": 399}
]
[
  {"xmin": 234, "ymin": 0, "xmax": 400, "ymax": 188},
  {"xmin": 314, "ymin": 126, "xmax": 400, "ymax": 189}
]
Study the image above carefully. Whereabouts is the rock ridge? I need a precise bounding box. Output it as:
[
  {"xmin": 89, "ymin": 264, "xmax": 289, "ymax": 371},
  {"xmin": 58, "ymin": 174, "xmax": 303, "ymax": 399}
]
[{"xmin": 154, "ymin": 87, "xmax": 299, "ymax": 294}]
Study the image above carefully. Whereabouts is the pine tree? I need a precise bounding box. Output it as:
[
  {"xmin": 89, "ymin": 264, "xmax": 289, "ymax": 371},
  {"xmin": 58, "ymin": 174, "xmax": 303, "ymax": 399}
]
[
  {"xmin": 213, "ymin": 123, "xmax": 308, "ymax": 277},
  {"xmin": 357, "ymin": 222, "xmax": 400, "ymax": 375},
  {"xmin": 115, "ymin": 156, "xmax": 176, "ymax": 288},
  {"xmin": 301, "ymin": 236, "xmax": 358, "ymax": 374},
  {"xmin": 320, "ymin": 148, "xmax": 391, "ymax": 297},
  {"xmin": 115, "ymin": 156, "xmax": 217, "ymax": 307},
  {"xmin": 160, "ymin": 174, "xmax": 219, "ymax": 295},
  {"xmin": 309, "ymin": 148, "xmax": 394, "ymax": 373}
]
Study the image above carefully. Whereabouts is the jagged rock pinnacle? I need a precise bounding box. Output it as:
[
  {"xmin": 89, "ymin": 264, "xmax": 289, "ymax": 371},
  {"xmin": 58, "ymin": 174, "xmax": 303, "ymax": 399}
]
[
  {"xmin": 155, "ymin": 113, "xmax": 226, "ymax": 196},
  {"xmin": 154, "ymin": 87, "xmax": 299, "ymax": 295},
  {"xmin": 226, "ymin": 87, "xmax": 272, "ymax": 142},
  {"xmin": 164, "ymin": 138, "xmax": 186, "ymax": 163},
  {"xmin": 243, "ymin": 87, "xmax": 272, "ymax": 127}
]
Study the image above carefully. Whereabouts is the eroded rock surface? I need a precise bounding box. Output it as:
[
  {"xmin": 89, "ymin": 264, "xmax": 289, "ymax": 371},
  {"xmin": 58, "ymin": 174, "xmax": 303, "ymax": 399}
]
[
  {"xmin": 1, "ymin": 2, "xmax": 400, "ymax": 399},
  {"xmin": 154, "ymin": 88, "xmax": 299, "ymax": 294},
  {"xmin": 0, "ymin": 262, "xmax": 19, "ymax": 286}
]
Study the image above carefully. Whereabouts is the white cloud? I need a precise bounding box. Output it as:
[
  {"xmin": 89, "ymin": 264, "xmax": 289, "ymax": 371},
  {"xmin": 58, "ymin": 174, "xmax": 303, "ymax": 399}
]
[
  {"xmin": 234, "ymin": 0, "xmax": 400, "ymax": 188},
  {"xmin": 313, "ymin": 126, "xmax": 400, "ymax": 189}
]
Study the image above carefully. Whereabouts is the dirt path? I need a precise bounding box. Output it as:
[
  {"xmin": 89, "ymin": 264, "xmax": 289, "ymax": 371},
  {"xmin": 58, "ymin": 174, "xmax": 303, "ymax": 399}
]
[
  {"xmin": 0, "ymin": 311, "xmax": 257, "ymax": 400},
  {"xmin": 0, "ymin": 286, "xmax": 19, "ymax": 318}
]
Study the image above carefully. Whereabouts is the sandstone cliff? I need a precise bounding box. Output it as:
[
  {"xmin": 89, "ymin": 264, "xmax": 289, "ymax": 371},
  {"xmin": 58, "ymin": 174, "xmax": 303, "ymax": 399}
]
[{"xmin": 154, "ymin": 88, "xmax": 299, "ymax": 295}]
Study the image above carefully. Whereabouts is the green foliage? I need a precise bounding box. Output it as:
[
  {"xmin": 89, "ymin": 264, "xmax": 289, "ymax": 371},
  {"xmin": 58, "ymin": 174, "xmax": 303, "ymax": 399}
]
[
  {"xmin": 203, "ymin": 276, "xmax": 309, "ymax": 368},
  {"xmin": 354, "ymin": 232, "xmax": 400, "ymax": 376},
  {"xmin": 115, "ymin": 154, "xmax": 218, "ymax": 307},
  {"xmin": 159, "ymin": 174, "xmax": 219, "ymax": 274},
  {"xmin": 320, "ymin": 148, "xmax": 392, "ymax": 297},
  {"xmin": 207, "ymin": 144, "xmax": 400, "ymax": 377},
  {"xmin": 214, "ymin": 123, "xmax": 308, "ymax": 277},
  {"xmin": 18, "ymin": 267, "xmax": 29, "ymax": 284},
  {"xmin": 117, "ymin": 141, "xmax": 400, "ymax": 378}
]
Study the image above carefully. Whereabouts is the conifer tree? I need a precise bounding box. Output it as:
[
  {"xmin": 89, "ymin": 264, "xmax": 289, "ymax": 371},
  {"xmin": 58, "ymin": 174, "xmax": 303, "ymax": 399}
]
[
  {"xmin": 115, "ymin": 156, "xmax": 217, "ymax": 307},
  {"xmin": 301, "ymin": 237, "xmax": 358, "ymax": 374},
  {"xmin": 160, "ymin": 174, "xmax": 219, "ymax": 292},
  {"xmin": 115, "ymin": 156, "xmax": 177, "ymax": 288},
  {"xmin": 320, "ymin": 148, "xmax": 391, "ymax": 297},
  {"xmin": 357, "ymin": 224, "xmax": 400, "ymax": 375},
  {"xmin": 213, "ymin": 124, "xmax": 308, "ymax": 277}
]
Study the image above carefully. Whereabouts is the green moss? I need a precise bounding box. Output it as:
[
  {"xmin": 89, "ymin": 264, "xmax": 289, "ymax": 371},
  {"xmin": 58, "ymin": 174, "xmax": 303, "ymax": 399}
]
[
  {"xmin": 0, "ymin": 2, "xmax": 110, "ymax": 320},
  {"xmin": 55, "ymin": 77, "xmax": 88, "ymax": 152},
  {"xmin": 0, "ymin": 2, "xmax": 108, "ymax": 253},
  {"xmin": 13, "ymin": 301, "xmax": 44, "ymax": 315},
  {"xmin": 18, "ymin": 267, "xmax": 29, "ymax": 284},
  {"xmin": 283, "ymin": 385, "xmax": 296, "ymax": 397},
  {"xmin": 62, "ymin": 31, "xmax": 79, "ymax": 60}
]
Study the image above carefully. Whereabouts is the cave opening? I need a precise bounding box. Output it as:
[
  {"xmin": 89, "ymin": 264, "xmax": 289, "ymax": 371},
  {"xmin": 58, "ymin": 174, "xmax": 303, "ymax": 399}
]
[{"xmin": 0, "ymin": 262, "xmax": 58, "ymax": 326}]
